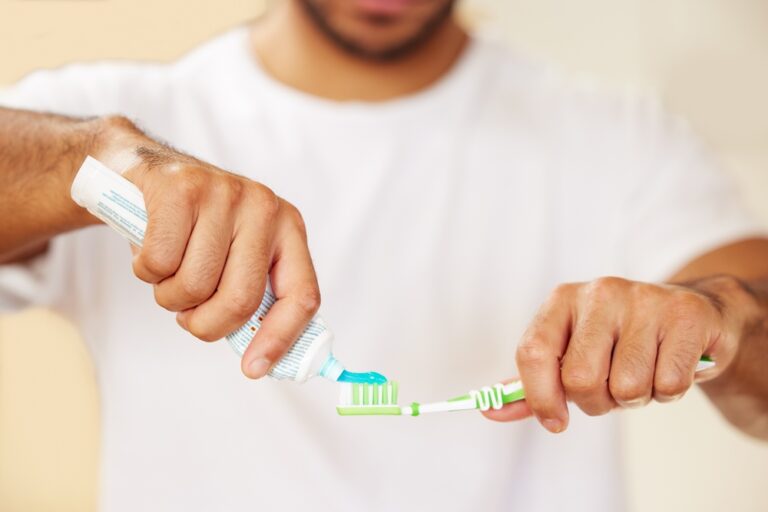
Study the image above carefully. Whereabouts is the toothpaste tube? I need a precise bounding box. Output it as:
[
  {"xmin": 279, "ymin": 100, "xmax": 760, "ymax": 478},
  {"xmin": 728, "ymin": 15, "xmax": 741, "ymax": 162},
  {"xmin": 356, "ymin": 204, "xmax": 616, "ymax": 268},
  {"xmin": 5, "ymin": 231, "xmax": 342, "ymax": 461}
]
[{"xmin": 70, "ymin": 156, "xmax": 343, "ymax": 383}]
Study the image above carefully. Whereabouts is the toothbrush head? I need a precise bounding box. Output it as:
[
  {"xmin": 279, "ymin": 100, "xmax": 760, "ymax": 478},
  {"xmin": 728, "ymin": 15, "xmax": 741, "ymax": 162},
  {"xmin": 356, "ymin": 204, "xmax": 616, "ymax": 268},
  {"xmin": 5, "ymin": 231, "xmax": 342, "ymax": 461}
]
[{"xmin": 336, "ymin": 382, "xmax": 402, "ymax": 416}]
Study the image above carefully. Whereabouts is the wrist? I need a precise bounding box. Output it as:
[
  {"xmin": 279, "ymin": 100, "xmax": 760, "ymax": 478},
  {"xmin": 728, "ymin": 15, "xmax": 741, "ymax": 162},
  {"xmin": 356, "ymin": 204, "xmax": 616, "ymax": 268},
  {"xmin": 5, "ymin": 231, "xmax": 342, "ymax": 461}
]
[
  {"xmin": 87, "ymin": 115, "xmax": 148, "ymax": 174},
  {"xmin": 694, "ymin": 276, "xmax": 768, "ymax": 438},
  {"xmin": 687, "ymin": 274, "xmax": 761, "ymax": 323},
  {"xmin": 688, "ymin": 275, "xmax": 766, "ymax": 381},
  {"xmin": 62, "ymin": 116, "xmax": 148, "ymax": 229}
]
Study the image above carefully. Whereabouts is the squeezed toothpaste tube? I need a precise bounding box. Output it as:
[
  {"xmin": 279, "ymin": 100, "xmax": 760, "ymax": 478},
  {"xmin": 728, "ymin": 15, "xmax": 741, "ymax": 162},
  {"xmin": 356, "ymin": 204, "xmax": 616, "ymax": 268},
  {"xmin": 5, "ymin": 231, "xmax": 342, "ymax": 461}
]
[{"xmin": 71, "ymin": 156, "xmax": 384, "ymax": 384}]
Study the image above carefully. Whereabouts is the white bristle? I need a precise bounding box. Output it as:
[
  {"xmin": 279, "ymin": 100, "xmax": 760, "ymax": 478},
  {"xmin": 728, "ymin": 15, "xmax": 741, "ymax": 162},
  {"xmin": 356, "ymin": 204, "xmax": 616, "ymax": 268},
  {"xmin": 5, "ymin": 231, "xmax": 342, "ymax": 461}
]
[
  {"xmin": 338, "ymin": 383, "xmax": 351, "ymax": 405},
  {"xmin": 336, "ymin": 382, "xmax": 400, "ymax": 409}
]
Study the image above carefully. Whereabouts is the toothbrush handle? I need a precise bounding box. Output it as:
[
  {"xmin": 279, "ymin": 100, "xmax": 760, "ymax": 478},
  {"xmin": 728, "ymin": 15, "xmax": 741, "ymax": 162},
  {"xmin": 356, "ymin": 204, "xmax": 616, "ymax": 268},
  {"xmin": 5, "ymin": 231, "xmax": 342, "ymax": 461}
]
[
  {"xmin": 500, "ymin": 381, "xmax": 525, "ymax": 405},
  {"xmin": 410, "ymin": 355, "xmax": 718, "ymax": 416}
]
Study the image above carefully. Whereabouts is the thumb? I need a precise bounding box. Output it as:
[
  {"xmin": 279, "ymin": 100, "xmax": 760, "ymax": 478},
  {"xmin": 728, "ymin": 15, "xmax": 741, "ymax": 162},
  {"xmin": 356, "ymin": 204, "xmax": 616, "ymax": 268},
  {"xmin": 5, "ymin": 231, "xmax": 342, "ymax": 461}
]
[
  {"xmin": 482, "ymin": 400, "xmax": 533, "ymax": 422},
  {"xmin": 480, "ymin": 378, "xmax": 533, "ymax": 422}
]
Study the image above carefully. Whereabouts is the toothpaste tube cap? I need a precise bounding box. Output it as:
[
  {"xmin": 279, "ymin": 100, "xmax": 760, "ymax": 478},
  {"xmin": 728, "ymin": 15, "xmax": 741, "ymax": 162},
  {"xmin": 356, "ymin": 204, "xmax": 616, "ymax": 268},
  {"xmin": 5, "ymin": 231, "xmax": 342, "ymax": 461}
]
[{"xmin": 318, "ymin": 353, "xmax": 345, "ymax": 381}]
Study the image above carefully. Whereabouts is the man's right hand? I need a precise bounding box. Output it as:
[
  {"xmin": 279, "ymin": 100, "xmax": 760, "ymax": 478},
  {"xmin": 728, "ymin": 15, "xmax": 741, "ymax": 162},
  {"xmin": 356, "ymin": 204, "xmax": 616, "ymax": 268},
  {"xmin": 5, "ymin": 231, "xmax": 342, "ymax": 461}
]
[{"xmin": 93, "ymin": 117, "xmax": 321, "ymax": 379}]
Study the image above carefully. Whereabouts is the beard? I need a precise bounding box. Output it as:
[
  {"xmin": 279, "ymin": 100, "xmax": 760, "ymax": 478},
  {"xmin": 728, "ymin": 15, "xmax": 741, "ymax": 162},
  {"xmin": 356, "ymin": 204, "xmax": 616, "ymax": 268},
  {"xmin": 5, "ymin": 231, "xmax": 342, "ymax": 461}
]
[{"xmin": 297, "ymin": 0, "xmax": 456, "ymax": 61}]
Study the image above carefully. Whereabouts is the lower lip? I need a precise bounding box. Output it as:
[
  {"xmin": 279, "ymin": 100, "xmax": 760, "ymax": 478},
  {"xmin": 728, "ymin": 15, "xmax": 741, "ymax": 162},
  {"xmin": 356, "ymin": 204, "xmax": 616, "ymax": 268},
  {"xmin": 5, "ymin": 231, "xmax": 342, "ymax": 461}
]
[{"xmin": 356, "ymin": 0, "xmax": 413, "ymax": 17}]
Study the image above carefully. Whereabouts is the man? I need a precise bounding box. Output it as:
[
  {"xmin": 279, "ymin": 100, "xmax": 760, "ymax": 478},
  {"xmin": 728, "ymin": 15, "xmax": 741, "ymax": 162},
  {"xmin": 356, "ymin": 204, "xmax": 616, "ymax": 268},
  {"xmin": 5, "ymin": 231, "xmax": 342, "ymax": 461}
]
[{"xmin": 1, "ymin": 0, "xmax": 767, "ymax": 510}]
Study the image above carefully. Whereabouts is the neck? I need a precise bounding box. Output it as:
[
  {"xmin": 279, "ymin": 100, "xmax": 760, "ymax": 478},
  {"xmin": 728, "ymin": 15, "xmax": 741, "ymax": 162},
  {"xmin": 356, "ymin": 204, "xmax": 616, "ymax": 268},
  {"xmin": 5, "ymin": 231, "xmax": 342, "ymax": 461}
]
[{"xmin": 250, "ymin": 1, "xmax": 468, "ymax": 102}]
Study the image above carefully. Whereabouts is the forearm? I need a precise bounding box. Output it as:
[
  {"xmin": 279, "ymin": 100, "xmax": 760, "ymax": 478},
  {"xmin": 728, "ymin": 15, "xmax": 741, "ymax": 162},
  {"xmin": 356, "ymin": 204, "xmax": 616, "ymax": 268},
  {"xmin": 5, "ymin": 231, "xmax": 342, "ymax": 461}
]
[
  {"xmin": 0, "ymin": 108, "xmax": 137, "ymax": 262},
  {"xmin": 696, "ymin": 277, "xmax": 768, "ymax": 439},
  {"xmin": 664, "ymin": 240, "xmax": 768, "ymax": 439}
]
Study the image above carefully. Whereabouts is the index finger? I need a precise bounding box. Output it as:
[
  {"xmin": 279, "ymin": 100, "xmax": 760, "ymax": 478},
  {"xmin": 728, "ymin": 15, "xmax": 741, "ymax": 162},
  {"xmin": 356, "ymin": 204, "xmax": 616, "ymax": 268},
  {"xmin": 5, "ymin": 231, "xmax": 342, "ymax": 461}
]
[
  {"xmin": 241, "ymin": 214, "xmax": 321, "ymax": 379},
  {"xmin": 515, "ymin": 284, "xmax": 574, "ymax": 433}
]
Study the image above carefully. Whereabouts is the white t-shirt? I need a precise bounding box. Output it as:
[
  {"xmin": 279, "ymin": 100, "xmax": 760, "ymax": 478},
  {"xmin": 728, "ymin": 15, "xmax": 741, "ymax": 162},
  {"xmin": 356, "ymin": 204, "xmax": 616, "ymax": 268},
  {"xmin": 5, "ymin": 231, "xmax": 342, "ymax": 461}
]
[{"xmin": 0, "ymin": 26, "xmax": 761, "ymax": 512}]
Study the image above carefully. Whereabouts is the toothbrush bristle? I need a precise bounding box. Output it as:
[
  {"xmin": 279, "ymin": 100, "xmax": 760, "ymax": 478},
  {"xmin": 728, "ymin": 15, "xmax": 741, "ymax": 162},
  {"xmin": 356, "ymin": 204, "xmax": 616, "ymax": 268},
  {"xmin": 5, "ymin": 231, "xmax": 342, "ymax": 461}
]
[{"xmin": 336, "ymin": 382, "xmax": 402, "ymax": 416}]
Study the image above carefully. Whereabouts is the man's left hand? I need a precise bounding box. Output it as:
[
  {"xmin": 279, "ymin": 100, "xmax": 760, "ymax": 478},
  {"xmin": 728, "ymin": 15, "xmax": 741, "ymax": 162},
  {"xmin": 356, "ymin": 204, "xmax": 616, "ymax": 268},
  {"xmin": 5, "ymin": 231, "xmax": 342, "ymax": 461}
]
[{"xmin": 484, "ymin": 275, "xmax": 754, "ymax": 433}]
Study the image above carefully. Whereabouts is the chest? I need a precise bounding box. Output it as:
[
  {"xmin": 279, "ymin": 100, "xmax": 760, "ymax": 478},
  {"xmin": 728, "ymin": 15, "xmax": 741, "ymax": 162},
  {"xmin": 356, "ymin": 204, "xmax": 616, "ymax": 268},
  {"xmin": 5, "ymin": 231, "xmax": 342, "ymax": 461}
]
[{"xmin": 178, "ymin": 114, "xmax": 558, "ymax": 386}]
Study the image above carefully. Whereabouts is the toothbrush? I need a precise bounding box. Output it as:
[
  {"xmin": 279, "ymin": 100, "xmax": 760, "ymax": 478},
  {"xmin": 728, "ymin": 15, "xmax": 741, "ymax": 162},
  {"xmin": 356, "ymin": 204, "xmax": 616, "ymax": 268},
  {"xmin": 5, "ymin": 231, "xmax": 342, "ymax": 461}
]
[
  {"xmin": 336, "ymin": 380, "xmax": 524, "ymax": 416},
  {"xmin": 336, "ymin": 356, "xmax": 717, "ymax": 416}
]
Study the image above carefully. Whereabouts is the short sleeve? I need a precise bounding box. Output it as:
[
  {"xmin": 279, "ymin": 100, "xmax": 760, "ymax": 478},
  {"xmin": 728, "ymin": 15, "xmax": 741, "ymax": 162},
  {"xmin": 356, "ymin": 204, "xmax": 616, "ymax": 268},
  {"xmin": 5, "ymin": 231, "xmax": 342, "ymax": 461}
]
[
  {"xmin": 0, "ymin": 61, "xmax": 162, "ymax": 116},
  {"xmin": 0, "ymin": 238, "xmax": 74, "ymax": 313},
  {"xmin": 617, "ymin": 100, "xmax": 764, "ymax": 281}
]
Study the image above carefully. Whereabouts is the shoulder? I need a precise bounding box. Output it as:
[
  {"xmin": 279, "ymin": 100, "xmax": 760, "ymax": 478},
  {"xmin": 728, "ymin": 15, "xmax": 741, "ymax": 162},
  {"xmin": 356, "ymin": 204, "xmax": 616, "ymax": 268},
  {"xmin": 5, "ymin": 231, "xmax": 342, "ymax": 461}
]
[
  {"xmin": 0, "ymin": 60, "xmax": 161, "ymax": 116},
  {"xmin": 478, "ymin": 38, "xmax": 700, "ymax": 173},
  {"xmin": 166, "ymin": 26, "xmax": 252, "ymax": 93},
  {"xmin": 474, "ymin": 36, "xmax": 675, "ymax": 139},
  {"xmin": 0, "ymin": 27, "xmax": 249, "ymax": 117}
]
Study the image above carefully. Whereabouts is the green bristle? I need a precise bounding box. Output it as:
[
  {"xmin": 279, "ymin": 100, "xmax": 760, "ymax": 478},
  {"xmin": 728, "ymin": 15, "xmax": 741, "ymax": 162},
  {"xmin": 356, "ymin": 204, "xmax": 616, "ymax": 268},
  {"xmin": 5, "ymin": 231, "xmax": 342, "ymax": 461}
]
[
  {"xmin": 352, "ymin": 384, "xmax": 360, "ymax": 405},
  {"xmin": 337, "ymin": 382, "xmax": 402, "ymax": 416}
]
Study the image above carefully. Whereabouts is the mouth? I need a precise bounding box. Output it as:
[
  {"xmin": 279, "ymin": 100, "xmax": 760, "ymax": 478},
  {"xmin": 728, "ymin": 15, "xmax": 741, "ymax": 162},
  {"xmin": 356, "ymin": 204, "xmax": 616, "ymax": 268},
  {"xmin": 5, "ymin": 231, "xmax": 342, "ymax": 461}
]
[{"xmin": 354, "ymin": 0, "xmax": 415, "ymax": 18}]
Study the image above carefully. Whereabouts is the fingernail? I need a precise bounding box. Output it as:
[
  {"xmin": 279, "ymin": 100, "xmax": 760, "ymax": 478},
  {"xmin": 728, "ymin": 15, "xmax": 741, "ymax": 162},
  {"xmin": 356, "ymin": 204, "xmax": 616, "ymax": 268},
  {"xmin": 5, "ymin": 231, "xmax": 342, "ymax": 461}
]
[
  {"xmin": 247, "ymin": 358, "xmax": 271, "ymax": 379},
  {"xmin": 619, "ymin": 397, "xmax": 648, "ymax": 409},
  {"xmin": 542, "ymin": 418, "xmax": 565, "ymax": 433},
  {"xmin": 656, "ymin": 393, "xmax": 684, "ymax": 403}
]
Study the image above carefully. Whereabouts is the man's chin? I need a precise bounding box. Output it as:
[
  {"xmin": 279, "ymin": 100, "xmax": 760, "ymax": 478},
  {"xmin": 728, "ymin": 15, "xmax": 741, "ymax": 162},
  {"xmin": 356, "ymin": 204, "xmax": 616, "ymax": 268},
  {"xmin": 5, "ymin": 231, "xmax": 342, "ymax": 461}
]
[
  {"xmin": 298, "ymin": 0, "xmax": 455, "ymax": 62},
  {"xmin": 331, "ymin": 35, "xmax": 432, "ymax": 61}
]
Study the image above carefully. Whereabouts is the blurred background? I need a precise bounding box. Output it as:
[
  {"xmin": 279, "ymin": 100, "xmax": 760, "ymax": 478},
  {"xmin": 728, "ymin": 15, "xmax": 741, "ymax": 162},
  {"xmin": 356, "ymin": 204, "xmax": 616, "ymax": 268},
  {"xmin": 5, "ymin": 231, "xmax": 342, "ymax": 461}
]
[{"xmin": 1, "ymin": 0, "xmax": 767, "ymax": 511}]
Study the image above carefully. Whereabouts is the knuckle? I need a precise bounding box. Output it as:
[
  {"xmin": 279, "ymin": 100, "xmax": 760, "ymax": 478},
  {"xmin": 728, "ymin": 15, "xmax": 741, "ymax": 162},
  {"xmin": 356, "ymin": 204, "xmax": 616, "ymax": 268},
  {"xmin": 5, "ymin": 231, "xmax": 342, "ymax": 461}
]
[
  {"xmin": 285, "ymin": 202, "xmax": 307, "ymax": 232},
  {"xmin": 153, "ymin": 285, "xmax": 175, "ymax": 311},
  {"xmin": 655, "ymin": 359, "xmax": 692, "ymax": 397},
  {"xmin": 654, "ymin": 376, "xmax": 688, "ymax": 398},
  {"xmin": 173, "ymin": 172, "xmax": 203, "ymax": 201},
  {"xmin": 294, "ymin": 286, "xmax": 321, "ymax": 316},
  {"xmin": 227, "ymin": 288, "xmax": 260, "ymax": 319},
  {"xmin": 628, "ymin": 281, "xmax": 661, "ymax": 302},
  {"xmin": 562, "ymin": 367, "xmax": 602, "ymax": 395},
  {"xmin": 609, "ymin": 374, "xmax": 648, "ymax": 402},
  {"xmin": 589, "ymin": 276, "xmax": 628, "ymax": 298},
  {"xmin": 516, "ymin": 340, "xmax": 549, "ymax": 367},
  {"xmin": 188, "ymin": 325, "xmax": 220, "ymax": 343},
  {"xmin": 247, "ymin": 183, "xmax": 279, "ymax": 218},
  {"xmin": 180, "ymin": 312, "xmax": 221, "ymax": 342},
  {"xmin": 579, "ymin": 402, "xmax": 614, "ymax": 417},
  {"xmin": 131, "ymin": 257, "xmax": 147, "ymax": 280},
  {"xmin": 137, "ymin": 248, "xmax": 177, "ymax": 279},
  {"xmin": 180, "ymin": 274, "xmax": 213, "ymax": 303},
  {"xmin": 208, "ymin": 176, "xmax": 234, "ymax": 202},
  {"xmin": 215, "ymin": 175, "xmax": 246, "ymax": 204},
  {"xmin": 670, "ymin": 291, "xmax": 710, "ymax": 319},
  {"xmin": 550, "ymin": 283, "xmax": 576, "ymax": 302}
]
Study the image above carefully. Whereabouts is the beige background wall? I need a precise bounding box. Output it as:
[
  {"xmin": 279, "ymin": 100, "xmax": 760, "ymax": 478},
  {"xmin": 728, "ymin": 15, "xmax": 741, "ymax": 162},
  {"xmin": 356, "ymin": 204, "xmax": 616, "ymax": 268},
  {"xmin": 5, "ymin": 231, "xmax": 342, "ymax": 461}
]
[{"xmin": 1, "ymin": 1, "xmax": 767, "ymax": 511}]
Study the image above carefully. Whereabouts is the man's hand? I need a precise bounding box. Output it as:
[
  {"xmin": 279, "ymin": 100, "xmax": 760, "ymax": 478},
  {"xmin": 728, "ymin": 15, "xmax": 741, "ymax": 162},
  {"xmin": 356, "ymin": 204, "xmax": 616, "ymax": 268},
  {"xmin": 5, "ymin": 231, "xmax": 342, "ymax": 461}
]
[
  {"xmin": 0, "ymin": 108, "xmax": 318, "ymax": 379},
  {"xmin": 94, "ymin": 117, "xmax": 320, "ymax": 379},
  {"xmin": 484, "ymin": 274, "xmax": 760, "ymax": 433}
]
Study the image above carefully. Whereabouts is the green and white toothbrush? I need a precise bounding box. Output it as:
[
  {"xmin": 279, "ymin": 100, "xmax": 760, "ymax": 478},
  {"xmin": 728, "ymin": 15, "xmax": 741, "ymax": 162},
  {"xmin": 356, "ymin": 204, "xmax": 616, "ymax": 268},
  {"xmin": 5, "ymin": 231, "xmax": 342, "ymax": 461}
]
[
  {"xmin": 337, "ymin": 356, "xmax": 716, "ymax": 416},
  {"xmin": 336, "ymin": 379, "xmax": 527, "ymax": 416}
]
